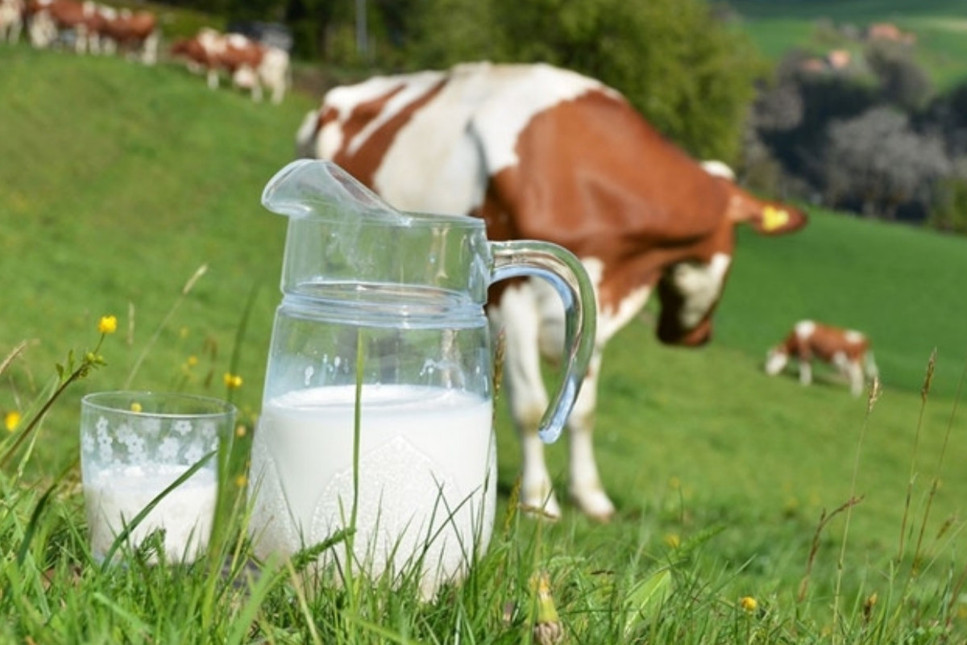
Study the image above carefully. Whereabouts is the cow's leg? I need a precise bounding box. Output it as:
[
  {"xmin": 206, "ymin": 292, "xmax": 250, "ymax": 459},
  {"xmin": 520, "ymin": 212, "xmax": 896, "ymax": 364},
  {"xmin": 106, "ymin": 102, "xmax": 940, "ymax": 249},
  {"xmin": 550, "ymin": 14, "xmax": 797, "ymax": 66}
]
[
  {"xmin": 141, "ymin": 31, "xmax": 159, "ymax": 65},
  {"xmin": 206, "ymin": 67, "xmax": 220, "ymax": 90},
  {"xmin": 74, "ymin": 24, "xmax": 88, "ymax": 53},
  {"xmin": 493, "ymin": 283, "xmax": 561, "ymax": 519},
  {"xmin": 798, "ymin": 356, "xmax": 812, "ymax": 386},
  {"xmin": 271, "ymin": 78, "xmax": 285, "ymax": 105},
  {"xmin": 566, "ymin": 349, "xmax": 615, "ymax": 521},
  {"xmin": 28, "ymin": 13, "xmax": 54, "ymax": 48},
  {"xmin": 846, "ymin": 360, "xmax": 864, "ymax": 397}
]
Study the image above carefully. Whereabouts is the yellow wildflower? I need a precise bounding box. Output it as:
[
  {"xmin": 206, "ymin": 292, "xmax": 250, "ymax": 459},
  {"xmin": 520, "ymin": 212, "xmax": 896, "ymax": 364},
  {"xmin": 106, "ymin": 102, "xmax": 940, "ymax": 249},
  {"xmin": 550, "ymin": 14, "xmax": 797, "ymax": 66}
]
[
  {"xmin": 4, "ymin": 411, "xmax": 21, "ymax": 432},
  {"xmin": 186, "ymin": 355, "xmax": 199, "ymax": 367},
  {"xmin": 740, "ymin": 596, "xmax": 758, "ymax": 613},
  {"xmin": 664, "ymin": 533, "xmax": 681, "ymax": 549},
  {"xmin": 224, "ymin": 373, "xmax": 243, "ymax": 389},
  {"xmin": 98, "ymin": 315, "xmax": 118, "ymax": 335},
  {"xmin": 130, "ymin": 402, "xmax": 143, "ymax": 413},
  {"xmin": 235, "ymin": 424, "xmax": 247, "ymax": 438},
  {"xmin": 234, "ymin": 474, "xmax": 248, "ymax": 488}
]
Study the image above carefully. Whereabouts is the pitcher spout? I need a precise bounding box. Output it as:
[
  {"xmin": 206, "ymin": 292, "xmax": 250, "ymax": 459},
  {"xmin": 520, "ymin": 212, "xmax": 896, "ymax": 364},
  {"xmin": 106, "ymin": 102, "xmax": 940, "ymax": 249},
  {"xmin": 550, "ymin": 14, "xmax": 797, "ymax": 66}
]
[{"xmin": 261, "ymin": 159, "xmax": 405, "ymax": 222}]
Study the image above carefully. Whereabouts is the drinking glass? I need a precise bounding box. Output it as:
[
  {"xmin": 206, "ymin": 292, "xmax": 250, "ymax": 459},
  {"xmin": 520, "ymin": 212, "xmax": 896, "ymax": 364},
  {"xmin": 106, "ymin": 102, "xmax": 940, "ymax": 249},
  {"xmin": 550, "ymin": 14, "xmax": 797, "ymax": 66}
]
[{"xmin": 80, "ymin": 391, "xmax": 235, "ymax": 564}]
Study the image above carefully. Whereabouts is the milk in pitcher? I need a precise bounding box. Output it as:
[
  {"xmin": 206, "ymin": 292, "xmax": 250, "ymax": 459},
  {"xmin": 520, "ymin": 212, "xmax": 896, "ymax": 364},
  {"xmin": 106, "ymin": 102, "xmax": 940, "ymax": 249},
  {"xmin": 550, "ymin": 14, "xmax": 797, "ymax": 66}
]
[{"xmin": 248, "ymin": 384, "xmax": 495, "ymax": 594}]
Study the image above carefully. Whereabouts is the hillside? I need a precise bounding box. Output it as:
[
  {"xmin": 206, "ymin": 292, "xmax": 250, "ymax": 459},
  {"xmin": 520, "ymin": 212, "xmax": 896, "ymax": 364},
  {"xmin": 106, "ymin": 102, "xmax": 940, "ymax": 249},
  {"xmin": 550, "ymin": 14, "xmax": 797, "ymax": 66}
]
[{"xmin": 0, "ymin": 45, "xmax": 317, "ymax": 426}]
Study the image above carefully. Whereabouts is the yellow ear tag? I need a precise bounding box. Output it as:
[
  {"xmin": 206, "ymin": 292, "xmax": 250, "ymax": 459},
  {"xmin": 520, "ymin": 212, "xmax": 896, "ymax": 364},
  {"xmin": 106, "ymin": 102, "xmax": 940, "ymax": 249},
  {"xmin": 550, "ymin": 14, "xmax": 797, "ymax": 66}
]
[{"xmin": 762, "ymin": 205, "xmax": 790, "ymax": 231}]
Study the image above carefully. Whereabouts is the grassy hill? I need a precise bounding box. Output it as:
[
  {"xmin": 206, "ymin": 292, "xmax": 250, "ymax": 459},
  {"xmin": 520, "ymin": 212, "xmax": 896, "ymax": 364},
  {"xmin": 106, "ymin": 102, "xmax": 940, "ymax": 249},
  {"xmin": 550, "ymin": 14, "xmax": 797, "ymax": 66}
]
[
  {"xmin": 730, "ymin": 0, "xmax": 967, "ymax": 90},
  {"xmin": 0, "ymin": 45, "xmax": 316, "ymax": 430},
  {"xmin": 2, "ymin": 45, "xmax": 967, "ymax": 639}
]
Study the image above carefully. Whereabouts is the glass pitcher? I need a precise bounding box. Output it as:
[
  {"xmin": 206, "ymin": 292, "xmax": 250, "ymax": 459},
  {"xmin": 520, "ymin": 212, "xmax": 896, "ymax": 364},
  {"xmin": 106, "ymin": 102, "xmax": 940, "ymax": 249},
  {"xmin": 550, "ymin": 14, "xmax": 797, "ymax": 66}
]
[{"xmin": 247, "ymin": 160, "xmax": 596, "ymax": 597}]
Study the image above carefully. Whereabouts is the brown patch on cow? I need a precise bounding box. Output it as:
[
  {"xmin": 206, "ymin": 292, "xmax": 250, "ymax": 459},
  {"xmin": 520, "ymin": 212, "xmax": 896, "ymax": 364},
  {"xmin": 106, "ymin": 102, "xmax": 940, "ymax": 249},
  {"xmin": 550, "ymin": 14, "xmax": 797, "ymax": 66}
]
[
  {"xmin": 479, "ymin": 167, "xmax": 527, "ymax": 304},
  {"xmin": 491, "ymin": 90, "xmax": 739, "ymax": 320},
  {"xmin": 171, "ymin": 30, "xmax": 264, "ymax": 75},
  {"xmin": 331, "ymin": 80, "xmax": 447, "ymax": 190},
  {"xmin": 101, "ymin": 11, "xmax": 156, "ymax": 47},
  {"xmin": 34, "ymin": 0, "xmax": 86, "ymax": 28},
  {"xmin": 782, "ymin": 324, "xmax": 869, "ymax": 363}
]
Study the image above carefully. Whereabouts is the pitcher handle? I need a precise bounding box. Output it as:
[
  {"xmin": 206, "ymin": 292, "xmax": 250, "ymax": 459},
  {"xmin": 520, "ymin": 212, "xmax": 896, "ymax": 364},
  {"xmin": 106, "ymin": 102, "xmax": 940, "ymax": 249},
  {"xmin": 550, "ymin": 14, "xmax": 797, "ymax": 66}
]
[{"xmin": 490, "ymin": 240, "xmax": 597, "ymax": 443}]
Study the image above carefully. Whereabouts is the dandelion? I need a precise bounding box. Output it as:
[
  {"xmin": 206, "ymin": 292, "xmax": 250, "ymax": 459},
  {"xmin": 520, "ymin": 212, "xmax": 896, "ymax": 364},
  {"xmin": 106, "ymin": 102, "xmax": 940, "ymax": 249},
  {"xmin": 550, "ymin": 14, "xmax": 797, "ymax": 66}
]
[
  {"xmin": 4, "ymin": 411, "xmax": 20, "ymax": 432},
  {"xmin": 224, "ymin": 373, "xmax": 243, "ymax": 389},
  {"xmin": 235, "ymin": 424, "xmax": 247, "ymax": 438},
  {"xmin": 98, "ymin": 315, "xmax": 118, "ymax": 335},
  {"xmin": 740, "ymin": 596, "xmax": 758, "ymax": 613},
  {"xmin": 130, "ymin": 402, "xmax": 143, "ymax": 413},
  {"xmin": 186, "ymin": 355, "xmax": 199, "ymax": 367}
]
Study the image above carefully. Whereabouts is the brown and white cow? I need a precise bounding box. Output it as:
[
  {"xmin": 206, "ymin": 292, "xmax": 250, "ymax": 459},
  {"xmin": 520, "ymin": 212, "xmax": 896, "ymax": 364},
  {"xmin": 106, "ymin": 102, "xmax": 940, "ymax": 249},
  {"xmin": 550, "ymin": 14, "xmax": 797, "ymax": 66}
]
[
  {"xmin": 99, "ymin": 8, "xmax": 159, "ymax": 65},
  {"xmin": 296, "ymin": 62, "xmax": 808, "ymax": 521},
  {"xmin": 765, "ymin": 320, "xmax": 878, "ymax": 397},
  {"xmin": 170, "ymin": 28, "xmax": 289, "ymax": 104},
  {"xmin": 25, "ymin": 0, "xmax": 90, "ymax": 51}
]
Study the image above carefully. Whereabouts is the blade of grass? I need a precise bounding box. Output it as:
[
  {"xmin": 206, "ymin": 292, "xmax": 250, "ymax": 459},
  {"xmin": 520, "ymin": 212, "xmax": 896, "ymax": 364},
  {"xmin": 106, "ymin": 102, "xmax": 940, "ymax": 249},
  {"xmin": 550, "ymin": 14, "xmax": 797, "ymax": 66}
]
[
  {"xmin": 125, "ymin": 263, "xmax": 208, "ymax": 389},
  {"xmin": 16, "ymin": 457, "xmax": 79, "ymax": 565}
]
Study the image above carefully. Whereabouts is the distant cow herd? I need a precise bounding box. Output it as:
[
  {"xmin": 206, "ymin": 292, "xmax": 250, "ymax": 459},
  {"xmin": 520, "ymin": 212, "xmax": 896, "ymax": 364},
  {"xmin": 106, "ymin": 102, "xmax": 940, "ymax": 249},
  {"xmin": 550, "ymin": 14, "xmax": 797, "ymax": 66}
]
[{"xmin": 0, "ymin": 0, "xmax": 289, "ymax": 103}]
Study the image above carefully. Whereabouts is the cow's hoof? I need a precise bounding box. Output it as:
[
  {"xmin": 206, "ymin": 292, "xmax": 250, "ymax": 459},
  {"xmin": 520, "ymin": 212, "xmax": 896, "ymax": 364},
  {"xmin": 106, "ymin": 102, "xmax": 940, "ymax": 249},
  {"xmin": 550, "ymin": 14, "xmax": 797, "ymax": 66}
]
[
  {"xmin": 519, "ymin": 490, "xmax": 561, "ymax": 521},
  {"xmin": 571, "ymin": 489, "xmax": 615, "ymax": 523}
]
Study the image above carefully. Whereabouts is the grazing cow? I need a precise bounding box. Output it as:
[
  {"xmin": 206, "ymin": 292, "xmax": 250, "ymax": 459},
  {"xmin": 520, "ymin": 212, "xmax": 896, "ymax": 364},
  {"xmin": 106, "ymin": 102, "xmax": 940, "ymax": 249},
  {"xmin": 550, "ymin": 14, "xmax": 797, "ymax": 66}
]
[
  {"xmin": 170, "ymin": 28, "xmax": 289, "ymax": 104},
  {"xmin": 297, "ymin": 62, "xmax": 808, "ymax": 520},
  {"xmin": 0, "ymin": 0, "xmax": 24, "ymax": 43},
  {"xmin": 24, "ymin": 0, "xmax": 96, "ymax": 52},
  {"xmin": 765, "ymin": 320, "xmax": 878, "ymax": 397},
  {"xmin": 99, "ymin": 8, "xmax": 158, "ymax": 64}
]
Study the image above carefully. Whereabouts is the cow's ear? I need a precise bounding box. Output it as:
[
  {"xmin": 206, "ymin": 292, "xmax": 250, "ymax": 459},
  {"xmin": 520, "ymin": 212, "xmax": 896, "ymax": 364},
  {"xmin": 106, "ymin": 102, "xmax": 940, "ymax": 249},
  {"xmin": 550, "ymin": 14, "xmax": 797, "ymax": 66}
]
[{"xmin": 728, "ymin": 192, "xmax": 808, "ymax": 236}]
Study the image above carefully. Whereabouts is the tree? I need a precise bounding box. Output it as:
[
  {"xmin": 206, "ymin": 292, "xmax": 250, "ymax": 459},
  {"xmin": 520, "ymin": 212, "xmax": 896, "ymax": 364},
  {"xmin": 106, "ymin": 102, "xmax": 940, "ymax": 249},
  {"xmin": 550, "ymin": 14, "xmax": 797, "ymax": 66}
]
[
  {"xmin": 403, "ymin": 0, "xmax": 761, "ymax": 162},
  {"xmin": 821, "ymin": 107, "xmax": 950, "ymax": 220},
  {"xmin": 865, "ymin": 40, "xmax": 933, "ymax": 112},
  {"xmin": 403, "ymin": 0, "xmax": 499, "ymax": 67}
]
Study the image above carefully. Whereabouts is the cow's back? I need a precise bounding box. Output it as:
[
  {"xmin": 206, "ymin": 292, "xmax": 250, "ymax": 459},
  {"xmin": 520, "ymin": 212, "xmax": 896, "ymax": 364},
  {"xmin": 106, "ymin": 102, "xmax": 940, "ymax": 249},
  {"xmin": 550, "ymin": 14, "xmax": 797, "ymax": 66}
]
[{"xmin": 318, "ymin": 63, "xmax": 732, "ymax": 255}]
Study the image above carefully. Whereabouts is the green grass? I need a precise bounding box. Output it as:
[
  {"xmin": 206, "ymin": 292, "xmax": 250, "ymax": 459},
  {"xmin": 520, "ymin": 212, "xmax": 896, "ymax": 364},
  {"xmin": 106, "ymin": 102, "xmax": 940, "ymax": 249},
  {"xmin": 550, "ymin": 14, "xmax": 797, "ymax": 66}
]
[
  {"xmin": 730, "ymin": 0, "xmax": 967, "ymax": 90},
  {"xmin": 2, "ymin": 45, "xmax": 967, "ymax": 641}
]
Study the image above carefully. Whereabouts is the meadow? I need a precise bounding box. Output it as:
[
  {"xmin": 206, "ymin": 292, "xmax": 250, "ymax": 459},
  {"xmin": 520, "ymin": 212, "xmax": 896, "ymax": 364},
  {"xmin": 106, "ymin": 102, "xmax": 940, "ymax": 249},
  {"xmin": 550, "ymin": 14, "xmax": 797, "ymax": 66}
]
[{"xmin": 2, "ymin": 44, "xmax": 967, "ymax": 642}]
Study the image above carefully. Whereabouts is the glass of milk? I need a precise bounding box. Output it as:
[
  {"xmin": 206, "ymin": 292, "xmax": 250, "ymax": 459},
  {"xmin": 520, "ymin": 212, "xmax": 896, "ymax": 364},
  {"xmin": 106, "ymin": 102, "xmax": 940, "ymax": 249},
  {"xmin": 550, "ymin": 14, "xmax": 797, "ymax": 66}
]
[
  {"xmin": 80, "ymin": 391, "xmax": 236, "ymax": 564},
  {"xmin": 249, "ymin": 160, "xmax": 597, "ymax": 598}
]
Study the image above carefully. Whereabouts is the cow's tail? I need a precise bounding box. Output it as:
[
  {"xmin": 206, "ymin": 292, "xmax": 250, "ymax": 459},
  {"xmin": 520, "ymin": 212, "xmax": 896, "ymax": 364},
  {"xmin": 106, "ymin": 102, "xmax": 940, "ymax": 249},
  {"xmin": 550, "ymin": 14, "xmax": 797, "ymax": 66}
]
[{"xmin": 295, "ymin": 108, "xmax": 321, "ymax": 158}]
